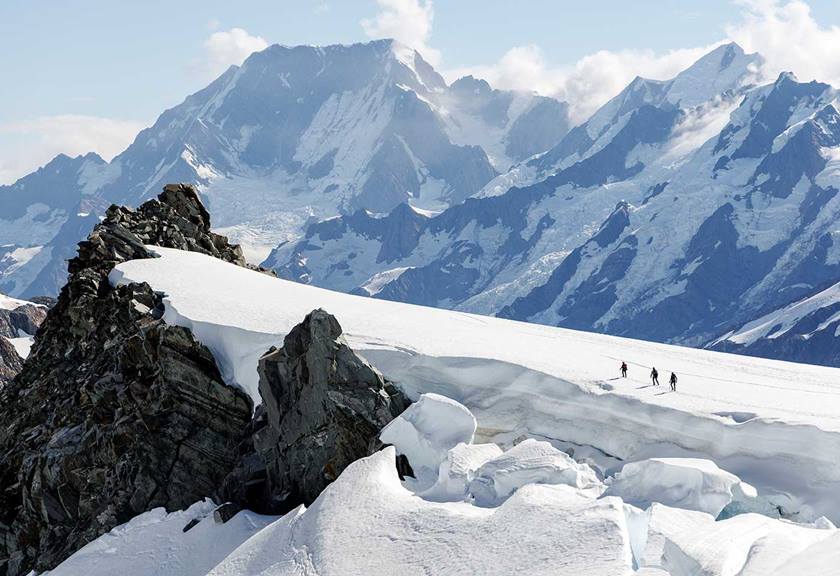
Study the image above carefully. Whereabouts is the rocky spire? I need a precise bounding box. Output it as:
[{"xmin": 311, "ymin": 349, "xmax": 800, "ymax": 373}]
[
  {"xmin": 0, "ymin": 184, "xmax": 253, "ymax": 575},
  {"xmin": 223, "ymin": 308, "xmax": 409, "ymax": 512}
]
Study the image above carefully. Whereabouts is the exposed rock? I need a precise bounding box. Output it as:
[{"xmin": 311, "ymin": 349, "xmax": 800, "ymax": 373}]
[
  {"xmin": 213, "ymin": 502, "xmax": 242, "ymax": 525},
  {"xmin": 223, "ymin": 309, "xmax": 410, "ymax": 513},
  {"xmin": 0, "ymin": 303, "xmax": 47, "ymax": 339},
  {"xmin": 28, "ymin": 296, "xmax": 58, "ymax": 309},
  {"xmin": 395, "ymin": 454, "xmax": 416, "ymax": 481},
  {"xmin": 68, "ymin": 183, "xmax": 247, "ymax": 277},
  {"xmin": 0, "ymin": 184, "xmax": 253, "ymax": 576},
  {"xmin": 0, "ymin": 336, "xmax": 23, "ymax": 387}
]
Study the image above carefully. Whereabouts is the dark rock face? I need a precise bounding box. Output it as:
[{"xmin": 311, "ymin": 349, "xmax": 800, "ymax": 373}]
[
  {"xmin": 224, "ymin": 309, "xmax": 409, "ymax": 513},
  {"xmin": 0, "ymin": 336, "xmax": 22, "ymax": 387},
  {"xmin": 0, "ymin": 303, "xmax": 47, "ymax": 339},
  {"xmin": 0, "ymin": 300, "xmax": 47, "ymax": 388},
  {"xmin": 0, "ymin": 184, "xmax": 253, "ymax": 576}
]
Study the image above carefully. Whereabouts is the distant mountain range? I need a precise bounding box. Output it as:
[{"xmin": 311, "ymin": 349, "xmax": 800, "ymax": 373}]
[
  {"xmin": 265, "ymin": 42, "xmax": 840, "ymax": 367},
  {"xmin": 0, "ymin": 39, "xmax": 569, "ymax": 296},
  {"xmin": 4, "ymin": 39, "xmax": 840, "ymax": 367}
]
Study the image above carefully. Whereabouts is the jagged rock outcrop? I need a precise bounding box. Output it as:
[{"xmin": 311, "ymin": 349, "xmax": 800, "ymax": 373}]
[
  {"xmin": 0, "ymin": 184, "xmax": 253, "ymax": 576},
  {"xmin": 0, "ymin": 337, "xmax": 22, "ymax": 387},
  {"xmin": 223, "ymin": 309, "xmax": 409, "ymax": 513}
]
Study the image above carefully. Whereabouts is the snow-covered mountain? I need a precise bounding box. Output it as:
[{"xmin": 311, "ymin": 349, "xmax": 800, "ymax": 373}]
[
  {"xmin": 0, "ymin": 153, "xmax": 104, "ymax": 296},
  {"xmin": 268, "ymin": 42, "xmax": 840, "ymax": 365},
  {"xmin": 0, "ymin": 39, "xmax": 569, "ymax": 297},
  {"xmin": 711, "ymin": 279, "xmax": 840, "ymax": 365},
  {"xmin": 9, "ymin": 183, "xmax": 840, "ymax": 575},
  {"xmin": 62, "ymin": 243, "xmax": 839, "ymax": 575}
]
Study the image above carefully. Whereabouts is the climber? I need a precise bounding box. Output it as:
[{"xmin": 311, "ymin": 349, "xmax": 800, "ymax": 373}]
[
  {"xmin": 650, "ymin": 367, "xmax": 659, "ymax": 386},
  {"xmin": 669, "ymin": 371, "xmax": 678, "ymax": 392},
  {"xmin": 620, "ymin": 361, "xmax": 628, "ymax": 378}
]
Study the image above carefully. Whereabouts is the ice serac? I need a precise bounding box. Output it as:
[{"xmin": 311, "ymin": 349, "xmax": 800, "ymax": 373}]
[
  {"xmin": 379, "ymin": 392, "xmax": 476, "ymax": 475},
  {"xmin": 469, "ymin": 439, "xmax": 602, "ymax": 506},
  {"xmin": 0, "ymin": 184, "xmax": 254, "ymax": 576},
  {"xmin": 210, "ymin": 448, "xmax": 636, "ymax": 576},
  {"xmin": 604, "ymin": 458, "xmax": 757, "ymax": 517},
  {"xmin": 222, "ymin": 308, "xmax": 409, "ymax": 512}
]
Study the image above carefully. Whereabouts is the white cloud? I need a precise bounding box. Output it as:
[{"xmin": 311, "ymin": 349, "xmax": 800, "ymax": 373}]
[
  {"xmin": 443, "ymin": 1, "xmax": 840, "ymax": 124},
  {"xmin": 189, "ymin": 27, "xmax": 269, "ymax": 80},
  {"xmin": 362, "ymin": 0, "xmax": 441, "ymax": 66},
  {"xmin": 0, "ymin": 115, "xmax": 146, "ymax": 185},
  {"xmin": 445, "ymin": 44, "xmax": 713, "ymax": 123},
  {"xmin": 726, "ymin": 0, "xmax": 840, "ymax": 86}
]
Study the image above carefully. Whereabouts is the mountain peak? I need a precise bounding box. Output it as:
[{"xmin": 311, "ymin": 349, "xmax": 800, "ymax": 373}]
[{"xmin": 662, "ymin": 42, "xmax": 763, "ymax": 108}]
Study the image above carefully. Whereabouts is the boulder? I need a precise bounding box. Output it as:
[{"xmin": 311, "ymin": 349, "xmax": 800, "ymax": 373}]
[
  {"xmin": 0, "ymin": 184, "xmax": 254, "ymax": 576},
  {"xmin": 224, "ymin": 309, "xmax": 409, "ymax": 513}
]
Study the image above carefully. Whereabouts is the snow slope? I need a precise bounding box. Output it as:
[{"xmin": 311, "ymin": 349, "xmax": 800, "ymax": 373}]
[
  {"xmin": 42, "ymin": 500, "xmax": 275, "ymax": 576},
  {"xmin": 47, "ymin": 446, "xmax": 839, "ymax": 576},
  {"xmin": 112, "ymin": 247, "xmax": 840, "ymax": 523}
]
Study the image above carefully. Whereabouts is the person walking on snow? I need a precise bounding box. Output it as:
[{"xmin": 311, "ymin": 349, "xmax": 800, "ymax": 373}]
[
  {"xmin": 669, "ymin": 372, "xmax": 678, "ymax": 392},
  {"xmin": 620, "ymin": 361, "xmax": 628, "ymax": 378},
  {"xmin": 650, "ymin": 367, "xmax": 659, "ymax": 386}
]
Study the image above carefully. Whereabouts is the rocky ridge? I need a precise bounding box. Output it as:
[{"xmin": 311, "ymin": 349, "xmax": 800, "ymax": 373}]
[
  {"xmin": 0, "ymin": 184, "xmax": 408, "ymax": 575},
  {"xmin": 0, "ymin": 184, "xmax": 256, "ymax": 575}
]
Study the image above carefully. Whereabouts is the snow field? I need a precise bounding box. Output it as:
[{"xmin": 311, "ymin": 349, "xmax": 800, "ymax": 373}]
[{"xmin": 110, "ymin": 247, "xmax": 840, "ymax": 523}]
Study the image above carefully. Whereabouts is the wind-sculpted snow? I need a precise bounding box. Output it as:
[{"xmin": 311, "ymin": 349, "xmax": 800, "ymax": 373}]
[
  {"xmin": 112, "ymin": 247, "xmax": 840, "ymax": 525},
  {"xmin": 604, "ymin": 457, "xmax": 757, "ymax": 517},
  {"xmin": 48, "ymin": 446, "xmax": 839, "ymax": 575},
  {"xmin": 379, "ymin": 392, "xmax": 476, "ymax": 478},
  {"xmin": 213, "ymin": 447, "xmax": 635, "ymax": 576},
  {"xmin": 469, "ymin": 439, "xmax": 602, "ymax": 507}
]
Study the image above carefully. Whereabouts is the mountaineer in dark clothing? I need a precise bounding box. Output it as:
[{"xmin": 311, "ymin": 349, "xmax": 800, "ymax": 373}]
[
  {"xmin": 620, "ymin": 362, "xmax": 628, "ymax": 378},
  {"xmin": 650, "ymin": 367, "xmax": 659, "ymax": 386},
  {"xmin": 670, "ymin": 372, "xmax": 678, "ymax": 392}
]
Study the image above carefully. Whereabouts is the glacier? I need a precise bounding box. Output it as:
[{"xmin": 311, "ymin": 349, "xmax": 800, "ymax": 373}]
[{"xmin": 110, "ymin": 246, "xmax": 840, "ymax": 529}]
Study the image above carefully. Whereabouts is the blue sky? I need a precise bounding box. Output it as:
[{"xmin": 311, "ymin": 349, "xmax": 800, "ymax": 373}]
[{"xmin": 2, "ymin": 0, "xmax": 840, "ymax": 183}]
